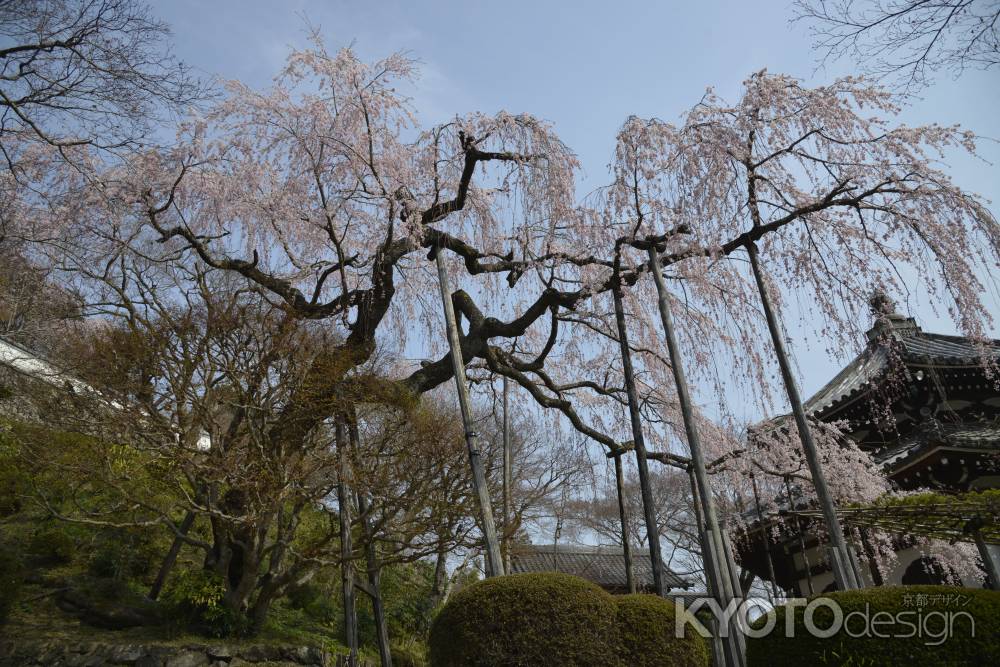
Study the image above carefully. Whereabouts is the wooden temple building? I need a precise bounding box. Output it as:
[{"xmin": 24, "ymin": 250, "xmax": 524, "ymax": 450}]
[
  {"xmin": 509, "ymin": 543, "xmax": 691, "ymax": 594},
  {"xmin": 736, "ymin": 297, "xmax": 1000, "ymax": 595}
]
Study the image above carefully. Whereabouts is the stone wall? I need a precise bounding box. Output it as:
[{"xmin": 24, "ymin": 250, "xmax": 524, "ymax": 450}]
[{"xmin": 0, "ymin": 640, "xmax": 366, "ymax": 667}]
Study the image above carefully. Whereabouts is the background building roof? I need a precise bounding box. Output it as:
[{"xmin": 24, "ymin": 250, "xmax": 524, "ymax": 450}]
[{"xmin": 509, "ymin": 543, "xmax": 691, "ymax": 591}]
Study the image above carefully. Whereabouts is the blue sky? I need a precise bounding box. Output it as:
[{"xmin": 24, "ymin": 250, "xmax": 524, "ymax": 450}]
[{"xmin": 155, "ymin": 0, "xmax": 1000, "ymax": 403}]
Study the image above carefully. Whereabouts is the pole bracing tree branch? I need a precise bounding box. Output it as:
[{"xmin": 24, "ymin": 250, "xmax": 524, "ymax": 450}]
[
  {"xmin": 336, "ymin": 419, "xmax": 360, "ymax": 667},
  {"xmin": 746, "ymin": 240, "xmax": 860, "ymax": 590},
  {"xmin": 596, "ymin": 72, "xmax": 999, "ymax": 595},
  {"xmin": 611, "ymin": 450, "xmax": 636, "ymax": 594},
  {"xmin": 16, "ymin": 29, "xmax": 1000, "ymax": 633},
  {"xmin": 611, "ymin": 274, "xmax": 667, "ymax": 596},
  {"xmin": 501, "ymin": 374, "xmax": 513, "ymax": 575},
  {"xmin": 646, "ymin": 244, "xmax": 744, "ymax": 663},
  {"xmin": 433, "ymin": 244, "xmax": 504, "ymax": 577}
]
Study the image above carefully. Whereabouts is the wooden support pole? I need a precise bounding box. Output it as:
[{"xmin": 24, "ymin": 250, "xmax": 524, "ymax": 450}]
[
  {"xmin": 745, "ymin": 241, "xmax": 858, "ymax": 591},
  {"xmin": 706, "ymin": 523, "xmax": 744, "ymax": 667},
  {"xmin": 435, "ymin": 249, "xmax": 504, "ymax": 578},
  {"xmin": 612, "ymin": 281, "xmax": 666, "ymax": 596},
  {"xmin": 749, "ymin": 473, "xmax": 780, "ymax": 602},
  {"xmin": 686, "ymin": 466, "xmax": 711, "ymax": 596},
  {"xmin": 353, "ymin": 490, "xmax": 392, "ymax": 667},
  {"xmin": 646, "ymin": 247, "xmax": 744, "ymax": 667},
  {"xmin": 613, "ymin": 450, "xmax": 636, "ymax": 594},
  {"xmin": 973, "ymin": 529, "xmax": 1000, "ymax": 590},
  {"xmin": 846, "ymin": 539, "xmax": 866, "ymax": 587},
  {"xmin": 349, "ymin": 420, "xmax": 393, "ymax": 667},
  {"xmin": 502, "ymin": 375, "xmax": 513, "ymax": 575},
  {"xmin": 692, "ymin": 526, "xmax": 730, "ymax": 667},
  {"xmin": 720, "ymin": 528, "xmax": 749, "ymax": 660},
  {"xmin": 784, "ymin": 475, "xmax": 815, "ymax": 596},
  {"xmin": 689, "ymin": 469, "xmax": 743, "ymax": 667},
  {"xmin": 357, "ymin": 495, "xmax": 392, "ymax": 667},
  {"xmin": 336, "ymin": 420, "xmax": 359, "ymax": 667},
  {"xmin": 859, "ymin": 527, "xmax": 885, "ymax": 587}
]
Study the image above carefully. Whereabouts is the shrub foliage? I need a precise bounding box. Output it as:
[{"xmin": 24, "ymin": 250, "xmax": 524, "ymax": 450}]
[
  {"xmin": 616, "ymin": 594, "xmax": 709, "ymax": 667},
  {"xmin": 429, "ymin": 572, "xmax": 709, "ymax": 667},
  {"xmin": 429, "ymin": 572, "xmax": 619, "ymax": 666},
  {"xmin": 164, "ymin": 568, "xmax": 249, "ymax": 637},
  {"xmin": 748, "ymin": 585, "xmax": 1000, "ymax": 667}
]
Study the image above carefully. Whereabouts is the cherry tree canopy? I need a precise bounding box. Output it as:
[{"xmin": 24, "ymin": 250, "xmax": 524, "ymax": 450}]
[{"xmin": 27, "ymin": 43, "xmax": 999, "ymax": 512}]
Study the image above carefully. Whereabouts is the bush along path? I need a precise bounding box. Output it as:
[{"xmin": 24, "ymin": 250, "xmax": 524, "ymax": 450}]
[
  {"xmin": 748, "ymin": 585, "xmax": 1000, "ymax": 667},
  {"xmin": 428, "ymin": 572, "xmax": 708, "ymax": 667}
]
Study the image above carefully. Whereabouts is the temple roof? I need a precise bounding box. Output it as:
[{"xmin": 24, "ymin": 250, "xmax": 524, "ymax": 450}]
[
  {"xmin": 509, "ymin": 543, "xmax": 690, "ymax": 591},
  {"xmin": 873, "ymin": 420, "xmax": 1000, "ymax": 470},
  {"xmin": 803, "ymin": 311, "xmax": 1000, "ymax": 417}
]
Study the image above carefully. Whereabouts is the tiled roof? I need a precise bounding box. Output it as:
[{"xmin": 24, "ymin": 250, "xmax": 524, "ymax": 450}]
[
  {"xmin": 873, "ymin": 421, "xmax": 1000, "ymax": 469},
  {"xmin": 899, "ymin": 332, "xmax": 1000, "ymax": 361},
  {"xmin": 803, "ymin": 315, "xmax": 1000, "ymax": 416},
  {"xmin": 803, "ymin": 346, "xmax": 889, "ymax": 415},
  {"xmin": 509, "ymin": 544, "xmax": 690, "ymax": 591}
]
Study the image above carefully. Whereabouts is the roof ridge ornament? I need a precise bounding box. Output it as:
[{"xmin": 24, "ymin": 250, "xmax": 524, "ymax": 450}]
[
  {"xmin": 869, "ymin": 289, "xmax": 898, "ymax": 317},
  {"xmin": 866, "ymin": 290, "xmax": 920, "ymax": 343}
]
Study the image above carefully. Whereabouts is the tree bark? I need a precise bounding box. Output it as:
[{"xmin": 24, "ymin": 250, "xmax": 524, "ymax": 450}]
[
  {"xmin": 336, "ymin": 420, "xmax": 359, "ymax": 667},
  {"xmin": 148, "ymin": 511, "xmax": 196, "ymax": 600},
  {"xmin": 430, "ymin": 543, "xmax": 449, "ymax": 608},
  {"xmin": 502, "ymin": 375, "xmax": 513, "ymax": 575},
  {"xmin": 350, "ymin": 419, "xmax": 393, "ymax": 667}
]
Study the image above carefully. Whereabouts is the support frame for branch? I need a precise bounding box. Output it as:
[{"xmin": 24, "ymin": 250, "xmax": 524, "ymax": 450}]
[
  {"xmin": 646, "ymin": 245, "xmax": 745, "ymax": 665},
  {"xmin": 745, "ymin": 241, "xmax": 859, "ymax": 591},
  {"xmin": 434, "ymin": 248, "xmax": 504, "ymax": 578},
  {"xmin": 611, "ymin": 280, "xmax": 666, "ymax": 597}
]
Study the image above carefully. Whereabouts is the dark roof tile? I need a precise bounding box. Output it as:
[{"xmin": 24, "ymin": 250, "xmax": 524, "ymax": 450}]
[
  {"xmin": 509, "ymin": 544, "xmax": 690, "ymax": 590},
  {"xmin": 803, "ymin": 321, "xmax": 1000, "ymax": 416}
]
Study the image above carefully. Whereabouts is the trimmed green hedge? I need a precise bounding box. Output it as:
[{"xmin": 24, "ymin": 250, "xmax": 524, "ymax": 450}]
[
  {"xmin": 616, "ymin": 594, "xmax": 709, "ymax": 667},
  {"xmin": 428, "ymin": 572, "xmax": 709, "ymax": 667},
  {"xmin": 429, "ymin": 572, "xmax": 619, "ymax": 666},
  {"xmin": 748, "ymin": 585, "xmax": 1000, "ymax": 667}
]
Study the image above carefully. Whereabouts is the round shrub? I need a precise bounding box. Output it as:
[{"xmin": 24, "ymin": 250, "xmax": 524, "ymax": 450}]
[
  {"xmin": 27, "ymin": 525, "xmax": 76, "ymax": 565},
  {"xmin": 390, "ymin": 641, "xmax": 428, "ymax": 667},
  {"xmin": 287, "ymin": 580, "xmax": 338, "ymax": 624},
  {"xmin": 748, "ymin": 585, "xmax": 1000, "ymax": 667},
  {"xmin": 88, "ymin": 528, "xmax": 163, "ymax": 580},
  {"xmin": 164, "ymin": 568, "xmax": 248, "ymax": 637},
  {"xmin": 615, "ymin": 594, "xmax": 709, "ymax": 667},
  {"xmin": 428, "ymin": 572, "xmax": 620, "ymax": 666}
]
